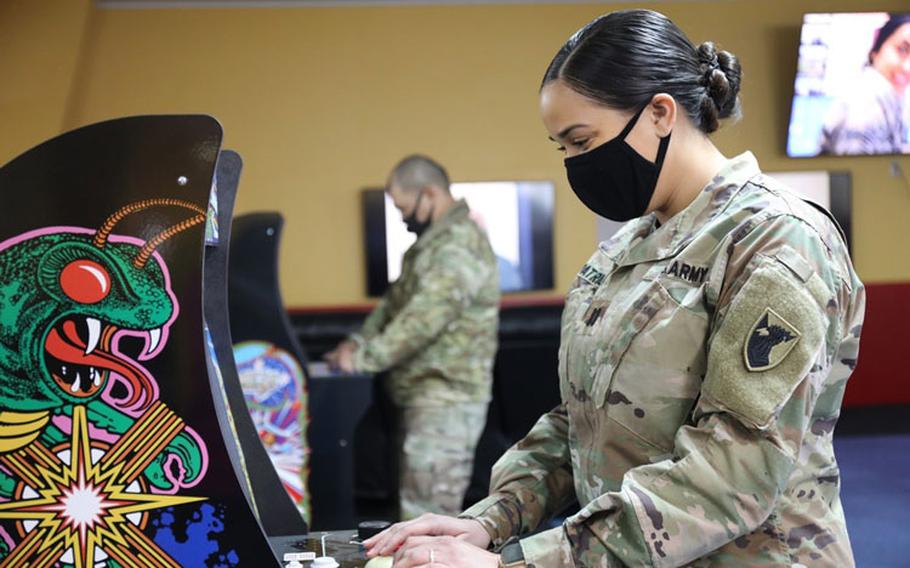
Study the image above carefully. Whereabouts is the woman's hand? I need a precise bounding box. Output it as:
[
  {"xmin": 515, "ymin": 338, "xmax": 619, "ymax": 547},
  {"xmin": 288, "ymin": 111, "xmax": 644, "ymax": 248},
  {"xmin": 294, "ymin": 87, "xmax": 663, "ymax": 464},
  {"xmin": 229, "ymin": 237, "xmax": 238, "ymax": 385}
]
[
  {"xmin": 390, "ymin": 535, "xmax": 499, "ymax": 568},
  {"xmin": 363, "ymin": 513, "xmax": 492, "ymax": 558}
]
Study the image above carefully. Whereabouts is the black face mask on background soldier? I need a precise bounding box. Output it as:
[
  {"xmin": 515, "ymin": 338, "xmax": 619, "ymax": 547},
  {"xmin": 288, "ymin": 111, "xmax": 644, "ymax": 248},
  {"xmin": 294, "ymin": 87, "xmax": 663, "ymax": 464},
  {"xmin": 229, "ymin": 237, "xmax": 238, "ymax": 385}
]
[
  {"xmin": 403, "ymin": 192, "xmax": 433, "ymax": 236},
  {"xmin": 564, "ymin": 104, "xmax": 672, "ymax": 222}
]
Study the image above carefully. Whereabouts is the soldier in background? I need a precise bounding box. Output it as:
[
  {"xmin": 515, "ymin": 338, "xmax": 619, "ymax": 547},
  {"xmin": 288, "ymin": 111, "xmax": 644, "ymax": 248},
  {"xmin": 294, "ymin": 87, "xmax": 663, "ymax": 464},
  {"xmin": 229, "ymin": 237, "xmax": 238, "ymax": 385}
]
[
  {"xmin": 365, "ymin": 9, "xmax": 865, "ymax": 567},
  {"xmin": 325, "ymin": 155, "xmax": 500, "ymax": 519}
]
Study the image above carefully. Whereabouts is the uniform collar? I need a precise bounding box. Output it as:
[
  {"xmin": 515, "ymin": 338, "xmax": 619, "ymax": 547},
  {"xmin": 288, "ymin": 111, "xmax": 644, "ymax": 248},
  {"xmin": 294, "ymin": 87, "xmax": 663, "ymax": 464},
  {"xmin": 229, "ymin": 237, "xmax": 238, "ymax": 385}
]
[
  {"xmin": 411, "ymin": 198, "xmax": 470, "ymax": 249},
  {"xmin": 617, "ymin": 152, "xmax": 761, "ymax": 266}
]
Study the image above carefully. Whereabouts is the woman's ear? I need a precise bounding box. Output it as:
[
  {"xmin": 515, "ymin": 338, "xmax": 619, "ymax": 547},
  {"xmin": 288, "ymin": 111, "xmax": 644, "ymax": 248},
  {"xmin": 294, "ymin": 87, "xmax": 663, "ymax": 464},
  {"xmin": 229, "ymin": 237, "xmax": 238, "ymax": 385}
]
[{"xmin": 650, "ymin": 93, "xmax": 677, "ymax": 137}]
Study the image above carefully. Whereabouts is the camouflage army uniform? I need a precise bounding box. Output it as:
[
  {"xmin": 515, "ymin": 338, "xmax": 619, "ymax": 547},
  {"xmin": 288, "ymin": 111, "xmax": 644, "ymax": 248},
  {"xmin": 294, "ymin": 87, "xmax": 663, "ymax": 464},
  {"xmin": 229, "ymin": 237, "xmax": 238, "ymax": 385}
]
[
  {"xmin": 351, "ymin": 199, "xmax": 500, "ymax": 518},
  {"xmin": 461, "ymin": 153, "xmax": 865, "ymax": 567}
]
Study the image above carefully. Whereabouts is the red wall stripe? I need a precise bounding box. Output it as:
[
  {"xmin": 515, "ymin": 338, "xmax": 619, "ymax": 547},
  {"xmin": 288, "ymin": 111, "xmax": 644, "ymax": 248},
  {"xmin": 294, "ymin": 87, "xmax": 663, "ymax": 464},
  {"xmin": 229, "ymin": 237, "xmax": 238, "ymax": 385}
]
[{"xmin": 843, "ymin": 282, "xmax": 910, "ymax": 407}]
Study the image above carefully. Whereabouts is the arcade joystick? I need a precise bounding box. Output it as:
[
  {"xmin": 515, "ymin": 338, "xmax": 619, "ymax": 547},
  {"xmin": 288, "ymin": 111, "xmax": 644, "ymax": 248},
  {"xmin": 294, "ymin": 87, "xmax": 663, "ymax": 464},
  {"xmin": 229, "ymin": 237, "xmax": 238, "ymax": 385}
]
[{"xmin": 310, "ymin": 533, "xmax": 340, "ymax": 568}]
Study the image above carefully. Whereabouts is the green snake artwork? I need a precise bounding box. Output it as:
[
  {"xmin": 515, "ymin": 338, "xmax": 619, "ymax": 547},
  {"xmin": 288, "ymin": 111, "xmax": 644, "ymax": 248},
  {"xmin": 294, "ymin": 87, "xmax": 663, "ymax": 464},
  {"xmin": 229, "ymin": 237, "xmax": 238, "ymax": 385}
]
[{"xmin": 0, "ymin": 199, "xmax": 210, "ymax": 498}]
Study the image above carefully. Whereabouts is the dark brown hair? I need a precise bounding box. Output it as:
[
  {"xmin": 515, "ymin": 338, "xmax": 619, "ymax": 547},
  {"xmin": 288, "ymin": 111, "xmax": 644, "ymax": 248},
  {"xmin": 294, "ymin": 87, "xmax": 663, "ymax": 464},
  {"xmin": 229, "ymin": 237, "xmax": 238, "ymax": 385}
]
[
  {"xmin": 542, "ymin": 9, "xmax": 742, "ymax": 134},
  {"xmin": 869, "ymin": 13, "xmax": 910, "ymax": 64}
]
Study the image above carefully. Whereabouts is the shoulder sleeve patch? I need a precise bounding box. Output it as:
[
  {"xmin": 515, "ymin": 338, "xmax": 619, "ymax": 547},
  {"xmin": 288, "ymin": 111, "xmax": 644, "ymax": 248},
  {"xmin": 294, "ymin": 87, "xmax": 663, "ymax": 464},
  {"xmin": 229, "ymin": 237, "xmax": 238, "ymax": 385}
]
[
  {"xmin": 744, "ymin": 308, "xmax": 801, "ymax": 371},
  {"xmin": 703, "ymin": 259, "xmax": 828, "ymax": 429}
]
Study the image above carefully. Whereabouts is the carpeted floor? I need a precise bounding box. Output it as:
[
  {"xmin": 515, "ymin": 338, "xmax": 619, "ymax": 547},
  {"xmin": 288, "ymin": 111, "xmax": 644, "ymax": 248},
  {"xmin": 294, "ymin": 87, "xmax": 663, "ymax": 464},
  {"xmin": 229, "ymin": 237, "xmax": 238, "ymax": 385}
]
[{"xmin": 835, "ymin": 433, "xmax": 910, "ymax": 567}]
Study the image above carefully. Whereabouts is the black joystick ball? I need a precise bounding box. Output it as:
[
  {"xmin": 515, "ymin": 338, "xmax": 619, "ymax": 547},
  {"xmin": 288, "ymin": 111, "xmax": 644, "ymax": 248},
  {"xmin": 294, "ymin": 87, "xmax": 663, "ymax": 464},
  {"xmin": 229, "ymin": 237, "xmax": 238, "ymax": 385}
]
[{"xmin": 358, "ymin": 520, "xmax": 392, "ymax": 541}]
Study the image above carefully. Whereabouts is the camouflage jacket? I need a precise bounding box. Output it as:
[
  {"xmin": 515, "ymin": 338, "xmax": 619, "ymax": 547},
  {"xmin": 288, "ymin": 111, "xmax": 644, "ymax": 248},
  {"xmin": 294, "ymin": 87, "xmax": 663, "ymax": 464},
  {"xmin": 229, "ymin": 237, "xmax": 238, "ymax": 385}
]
[
  {"xmin": 352, "ymin": 199, "xmax": 500, "ymax": 407},
  {"xmin": 462, "ymin": 153, "xmax": 865, "ymax": 567}
]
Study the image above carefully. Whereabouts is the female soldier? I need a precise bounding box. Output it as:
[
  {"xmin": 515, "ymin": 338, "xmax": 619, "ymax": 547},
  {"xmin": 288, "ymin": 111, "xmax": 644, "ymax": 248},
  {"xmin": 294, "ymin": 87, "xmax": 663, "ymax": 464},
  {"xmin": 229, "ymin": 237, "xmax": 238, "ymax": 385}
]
[{"xmin": 365, "ymin": 9, "xmax": 864, "ymax": 567}]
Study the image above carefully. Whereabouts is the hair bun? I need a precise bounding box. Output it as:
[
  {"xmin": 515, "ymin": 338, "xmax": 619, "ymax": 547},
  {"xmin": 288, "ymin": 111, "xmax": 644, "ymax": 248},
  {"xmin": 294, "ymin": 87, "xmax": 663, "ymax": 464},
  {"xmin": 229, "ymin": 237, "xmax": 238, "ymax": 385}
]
[
  {"xmin": 696, "ymin": 41, "xmax": 742, "ymax": 132},
  {"xmin": 542, "ymin": 10, "xmax": 746, "ymax": 135},
  {"xmin": 697, "ymin": 42, "xmax": 720, "ymax": 77}
]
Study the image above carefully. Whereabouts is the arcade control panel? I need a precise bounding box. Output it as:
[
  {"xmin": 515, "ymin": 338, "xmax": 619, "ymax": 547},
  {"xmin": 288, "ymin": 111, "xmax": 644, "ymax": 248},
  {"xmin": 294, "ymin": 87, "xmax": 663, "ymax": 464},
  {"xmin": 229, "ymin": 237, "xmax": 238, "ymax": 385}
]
[{"xmin": 270, "ymin": 522, "xmax": 392, "ymax": 568}]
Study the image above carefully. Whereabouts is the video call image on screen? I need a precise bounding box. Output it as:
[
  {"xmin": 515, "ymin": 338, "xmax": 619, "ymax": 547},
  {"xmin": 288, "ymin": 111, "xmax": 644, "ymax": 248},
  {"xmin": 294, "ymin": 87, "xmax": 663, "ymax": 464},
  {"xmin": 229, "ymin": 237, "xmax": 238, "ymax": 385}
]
[
  {"xmin": 362, "ymin": 181, "xmax": 555, "ymax": 296},
  {"xmin": 787, "ymin": 12, "xmax": 910, "ymax": 158}
]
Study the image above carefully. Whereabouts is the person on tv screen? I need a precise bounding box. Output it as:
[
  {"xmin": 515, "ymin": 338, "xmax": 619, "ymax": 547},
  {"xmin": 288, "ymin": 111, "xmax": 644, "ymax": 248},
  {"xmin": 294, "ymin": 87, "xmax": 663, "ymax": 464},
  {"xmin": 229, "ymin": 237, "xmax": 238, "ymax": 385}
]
[
  {"xmin": 364, "ymin": 9, "xmax": 865, "ymax": 567},
  {"xmin": 820, "ymin": 13, "xmax": 910, "ymax": 155},
  {"xmin": 323, "ymin": 155, "xmax": 500, "ymax": 520}
]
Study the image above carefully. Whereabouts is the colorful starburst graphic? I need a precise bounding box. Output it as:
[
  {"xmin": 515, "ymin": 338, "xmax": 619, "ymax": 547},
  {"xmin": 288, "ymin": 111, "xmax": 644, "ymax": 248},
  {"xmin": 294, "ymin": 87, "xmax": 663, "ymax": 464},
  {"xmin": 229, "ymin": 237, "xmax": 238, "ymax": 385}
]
[{"xmin": 0, "ymin": 404, "xmax": 205, "ymax": 568}]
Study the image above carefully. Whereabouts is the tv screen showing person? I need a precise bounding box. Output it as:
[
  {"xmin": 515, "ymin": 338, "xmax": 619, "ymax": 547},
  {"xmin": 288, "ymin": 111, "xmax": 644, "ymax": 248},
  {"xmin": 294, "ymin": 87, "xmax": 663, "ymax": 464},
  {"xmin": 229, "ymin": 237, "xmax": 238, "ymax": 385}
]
[{"xmin": 787, "ymin": 12, "xmax": 910, "ymax": 157}]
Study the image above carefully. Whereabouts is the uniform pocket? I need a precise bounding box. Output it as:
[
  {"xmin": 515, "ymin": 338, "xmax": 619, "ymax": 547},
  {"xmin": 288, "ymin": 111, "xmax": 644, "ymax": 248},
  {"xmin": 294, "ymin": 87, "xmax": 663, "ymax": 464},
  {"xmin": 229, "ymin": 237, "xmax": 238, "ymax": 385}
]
[
  {"xmin": 558, "ymin": 280, "xmax": 602, "ymax": 403},
  {"xmin": 589, "ymin": 278, "xmax": 669, "ymax": 408},
  {"xmin": 594, "ymin": 279, "xmax": 709, "ymax": 452}
]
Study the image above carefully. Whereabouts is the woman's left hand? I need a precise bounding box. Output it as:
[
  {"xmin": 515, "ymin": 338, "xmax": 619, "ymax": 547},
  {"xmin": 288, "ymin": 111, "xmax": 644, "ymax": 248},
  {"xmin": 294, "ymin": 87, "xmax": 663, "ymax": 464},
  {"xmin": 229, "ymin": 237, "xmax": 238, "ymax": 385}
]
[{"xmin": 391, "ymin": 535, "xmax": 499, "ymax": 568}]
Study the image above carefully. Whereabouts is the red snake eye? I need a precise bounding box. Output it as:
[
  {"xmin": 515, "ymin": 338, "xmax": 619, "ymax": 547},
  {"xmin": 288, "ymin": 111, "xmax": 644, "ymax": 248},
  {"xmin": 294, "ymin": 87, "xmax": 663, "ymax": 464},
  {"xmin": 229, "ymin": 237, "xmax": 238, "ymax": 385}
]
[{"xmin": 59, "ymin": 259, "xmax": 111, "ymax": 304}]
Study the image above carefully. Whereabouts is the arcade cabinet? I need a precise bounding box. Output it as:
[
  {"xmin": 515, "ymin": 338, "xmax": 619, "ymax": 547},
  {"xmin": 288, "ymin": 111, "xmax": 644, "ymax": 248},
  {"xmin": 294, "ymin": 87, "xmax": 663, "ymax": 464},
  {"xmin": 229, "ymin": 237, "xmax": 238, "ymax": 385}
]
[
  {"xmin": 228, "ymin": 212, "xmax": 312, "ymax": 523},
  {"xmin": 228, "ymin": 213, "xmax": 375, "ymax": 532},
  {"xmin": 0, "ymin": 115, "xmax": 381, "ymax": 567},
  {"xmin": 0, "ymin": 115, "xmax": 282, "ymax": 566}
]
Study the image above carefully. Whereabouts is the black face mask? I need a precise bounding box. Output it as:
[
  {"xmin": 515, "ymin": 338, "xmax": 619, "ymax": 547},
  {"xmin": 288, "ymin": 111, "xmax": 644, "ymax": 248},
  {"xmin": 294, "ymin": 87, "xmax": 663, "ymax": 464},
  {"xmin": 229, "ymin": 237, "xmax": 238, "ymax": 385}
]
[
  {"xmin": 403, "ymin": 192, "xmax": 433, "ymax": 236},
  {"xmin": 564, "ymin": 105, "xmax": 672, "ymax": 222}
]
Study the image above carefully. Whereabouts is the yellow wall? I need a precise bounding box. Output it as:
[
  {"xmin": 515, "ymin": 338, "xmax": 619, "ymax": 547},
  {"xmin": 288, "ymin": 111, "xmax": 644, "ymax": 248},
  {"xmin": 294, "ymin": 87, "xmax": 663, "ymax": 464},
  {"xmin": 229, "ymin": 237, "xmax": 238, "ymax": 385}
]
[
  {"xmin": 3, "ymin": 1, "xmax": 909, "ymax": 307},
  {"xmin": 0, "ymin": 0, "xmax": 92, "ymax": 161}
]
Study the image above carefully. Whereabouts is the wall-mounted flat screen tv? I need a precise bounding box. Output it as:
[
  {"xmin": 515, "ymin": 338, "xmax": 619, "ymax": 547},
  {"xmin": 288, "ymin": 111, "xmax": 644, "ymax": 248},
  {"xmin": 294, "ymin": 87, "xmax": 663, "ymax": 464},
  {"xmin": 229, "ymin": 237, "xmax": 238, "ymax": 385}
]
[
  {"xmin": 362, "ymin": 181, "xmax": 555, "ymax": 297},
  {"xmin": 787, "ymin": 12, "xmax": 910, "ymax": 157}
]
